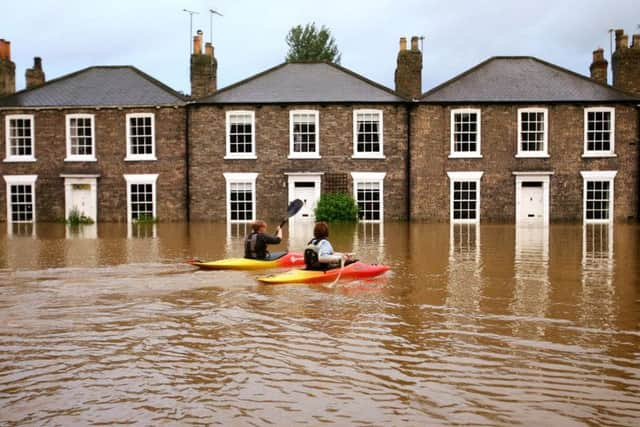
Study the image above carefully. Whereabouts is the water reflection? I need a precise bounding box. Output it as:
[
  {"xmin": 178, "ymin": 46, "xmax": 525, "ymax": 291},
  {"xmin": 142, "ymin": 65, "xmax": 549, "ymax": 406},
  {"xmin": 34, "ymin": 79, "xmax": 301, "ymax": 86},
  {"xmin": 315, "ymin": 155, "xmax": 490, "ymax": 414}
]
[
  {"xmin": 447, "ymin": 224, "xmax": 483, "ymax": 312},
  {"xmin": 7, "ymin": 222, "xmax": 35, "ymax": 237},
  {"xmin": 65, "ymin": 224, "xmax": 97, "ymax": 239},
  {"xmin": 352, "ymin": 222, "xmax": 385, "ymax": 263},
  {"xmin": 512, "ymin": 226, "xmax": 550, "ymax": 336},
  {"xmin": 580, "ymin": 224, "xmax": 615, "ymax": 329}
]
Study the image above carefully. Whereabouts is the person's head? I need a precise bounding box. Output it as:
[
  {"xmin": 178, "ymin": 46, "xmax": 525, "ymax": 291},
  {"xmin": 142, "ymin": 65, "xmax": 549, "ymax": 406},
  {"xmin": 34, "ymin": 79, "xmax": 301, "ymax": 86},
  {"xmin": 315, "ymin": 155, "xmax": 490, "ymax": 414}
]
[
  {"xmin": 313, "ymin": 221, "xmax": 329, "ymax": 240},
  {"xmin": 251, "ymin": 220, "xmax": 267, "ymax": 233}
]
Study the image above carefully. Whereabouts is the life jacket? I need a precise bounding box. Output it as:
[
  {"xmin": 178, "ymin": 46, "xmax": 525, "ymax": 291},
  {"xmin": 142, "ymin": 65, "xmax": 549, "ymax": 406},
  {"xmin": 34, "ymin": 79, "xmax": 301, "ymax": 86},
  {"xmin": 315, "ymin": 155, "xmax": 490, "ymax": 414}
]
[
  {"xmin": 304, "ymin": 239, "xmax": 329, "ymax": 270},
  {"xmin": 245, "ymin": 231, "xmax": 268, "ymax": 259}
]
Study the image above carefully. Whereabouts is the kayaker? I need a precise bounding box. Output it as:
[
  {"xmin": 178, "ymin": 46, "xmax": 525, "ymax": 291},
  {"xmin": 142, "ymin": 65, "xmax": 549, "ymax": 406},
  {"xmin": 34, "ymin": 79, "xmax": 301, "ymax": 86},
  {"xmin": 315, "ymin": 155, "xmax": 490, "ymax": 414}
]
[
  {"xmin": 245, "ymin": 220, "xmax": 282, "ymax": 260},
  {"xmin": 304, "ymin": 221, "xmax": 353, "ymax": 270}
]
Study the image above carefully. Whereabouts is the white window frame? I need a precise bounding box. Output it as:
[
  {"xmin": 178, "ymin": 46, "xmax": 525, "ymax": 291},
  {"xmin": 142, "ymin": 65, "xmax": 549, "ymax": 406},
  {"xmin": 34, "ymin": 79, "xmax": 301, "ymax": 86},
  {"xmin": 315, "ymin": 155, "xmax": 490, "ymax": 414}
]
[
  {"xmin": 65, "ymin": 113, "xmax": 96, "ymax": 162},
  {"xmin": 516, "ymin": 107, "xmax": 549, "ymax": 158},
  {"xmin": 124, "ymin": 174, "xmax": 158, "ymax": 224},
  {"xmin": 581, "ymin": 170, "xmax": 617, "ymax": 224},
  {"xmin": 352, "ymin": 109, "xmax": 384, "ymax": 159},
  {"xmin": 289, "ymin": 110, "xmax": 320, "ymax": 159},
  {"xmin": 225, "ymin": 110, "xmax": 256, "ymax": 159},
  {"xmin": 447, "ymin": 171, "xmax": 483, "ymax": 224},
  {"xmin": 223, "ymin": 172, "xmax": 258, "ymax": 223},
  {"xmin": 125, "ymin": 112, "xmax": 156, "ymax": 161},
  {"xmin": 4, "ymin": 114, "xmax": 36, "ymax": 162},
  {"xmin": 3, "ymin": 174, "xmax": 38, "ymax": 223},
  {"xmin": 351, "ymin": 172, "xmax": 386, "ymax": 223},
  {"xmin": 583, "ymin": 107, "xmax": 615, "ymax": 157},
  {"xmin": 449, "ymin": 108, "xmax": 482, "ymax": 158}
]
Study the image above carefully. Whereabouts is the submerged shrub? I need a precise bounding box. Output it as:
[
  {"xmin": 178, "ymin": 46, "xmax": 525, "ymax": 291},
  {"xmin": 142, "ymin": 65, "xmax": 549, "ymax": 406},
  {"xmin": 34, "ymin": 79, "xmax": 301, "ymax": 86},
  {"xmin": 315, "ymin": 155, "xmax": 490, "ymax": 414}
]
[
  {"xmin": 314, "ymin": 193, "xmax": 358, "ymax": 222},
  {"xmin": 134, "ymin": 214, "xmax": 158, "ymax": 224},
  {"xmin": 66, "ymin": 208, "xmax": 94, "ymax": 225}
]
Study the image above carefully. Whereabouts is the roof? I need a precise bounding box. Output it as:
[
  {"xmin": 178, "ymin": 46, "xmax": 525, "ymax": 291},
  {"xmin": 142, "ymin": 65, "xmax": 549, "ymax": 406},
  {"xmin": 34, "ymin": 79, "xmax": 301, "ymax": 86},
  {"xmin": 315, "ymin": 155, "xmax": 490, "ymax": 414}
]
[
  {"xmin": 0, "ymin": 66, "xmax": 186, "ymax": 108},
  {"xmin": 421, "ymin": 56, "xmax": 640, "ymax": 103},
  {"xmin": 198, "ymin": 62, "xmax": 406, "ymax": 104}
]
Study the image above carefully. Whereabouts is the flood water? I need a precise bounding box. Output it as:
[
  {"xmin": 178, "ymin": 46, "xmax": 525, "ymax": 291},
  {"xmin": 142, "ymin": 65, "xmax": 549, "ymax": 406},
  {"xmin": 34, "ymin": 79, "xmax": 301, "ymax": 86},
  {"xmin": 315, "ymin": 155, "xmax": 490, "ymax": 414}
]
[{"xmin": 1, "ymin": 221, "xmax": 639, "ymax": 426}]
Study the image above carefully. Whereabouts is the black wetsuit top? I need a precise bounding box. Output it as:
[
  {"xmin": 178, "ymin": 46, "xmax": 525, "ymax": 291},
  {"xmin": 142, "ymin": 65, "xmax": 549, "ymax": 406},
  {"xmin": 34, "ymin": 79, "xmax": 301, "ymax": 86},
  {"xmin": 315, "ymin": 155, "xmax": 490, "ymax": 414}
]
[{"xmin": 244, "ymin": 231, "xmax": 282, "ymax": 260}]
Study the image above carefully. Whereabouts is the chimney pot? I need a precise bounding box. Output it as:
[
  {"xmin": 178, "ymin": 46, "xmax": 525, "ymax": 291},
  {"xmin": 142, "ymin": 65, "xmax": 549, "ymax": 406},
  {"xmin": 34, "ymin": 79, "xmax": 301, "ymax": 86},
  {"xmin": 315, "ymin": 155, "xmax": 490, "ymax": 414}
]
[
  {"xmin": 589, "ymin": 48, "xmax": 608, "ymax": 85},
  {"xmin": 34, "ymin": 57, "xmax": 42, "ymax": 70},
  {"xmin": 25, "ymin": 56, "xmax": 45, "ymax": 89},
  {"xmin": 632, "ymin": 34, "xmax": 640, "ymax": 49},
  {"xmin": 193, "ymin": 31, "xmax": 203, "ymax": 55},
  {"xmin": 411, "ymin": 36, "xmax": 419, "ymax": 51},
  {"xmin": 615, "ymin": 29, "xmax": 625, "ymax": 50},
  {"xmin": 399, "ymin": 37, "xmax": 407, "ymax": 51}
]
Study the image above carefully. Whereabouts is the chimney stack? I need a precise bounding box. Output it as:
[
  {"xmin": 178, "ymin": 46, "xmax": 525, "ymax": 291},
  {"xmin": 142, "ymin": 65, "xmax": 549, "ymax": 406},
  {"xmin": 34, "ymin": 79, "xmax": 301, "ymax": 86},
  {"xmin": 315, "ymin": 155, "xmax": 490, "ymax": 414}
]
[
  {"xmin": 394, "ymin": 35, "xmax": 422, "ymax": 99},
  {"xmin": 0, "ymin": 38, "xmax": 16, "ymax": 97},
  {"xmin": 589, "ymin": 48, "xmax": 607, "ymax": 85},
  {"xmin": 25, "ymin": 56, "xmax": 45, "ymax": 89},
  {"xmin": 612, "ymin": 28, "xmax": 640, "ymax": 96},
  {"xmin": 190, "ymin": 30, "xmax": 217, "ymax": 99}
]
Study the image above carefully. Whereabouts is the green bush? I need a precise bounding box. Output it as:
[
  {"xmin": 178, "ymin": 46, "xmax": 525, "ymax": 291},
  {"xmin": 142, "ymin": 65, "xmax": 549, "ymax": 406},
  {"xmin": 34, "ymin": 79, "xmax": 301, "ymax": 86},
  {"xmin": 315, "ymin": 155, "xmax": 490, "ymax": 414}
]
[
  {"xmin": 134, "ymin": 214, "xmax": 158, "ymax": 224},
  {"xmin": 66, "ymin": 207, "xmax": 94, "ymax": 225},
  {"xmin": 314, "ymin": 193, "xmax": 358, "ymax": 222}
]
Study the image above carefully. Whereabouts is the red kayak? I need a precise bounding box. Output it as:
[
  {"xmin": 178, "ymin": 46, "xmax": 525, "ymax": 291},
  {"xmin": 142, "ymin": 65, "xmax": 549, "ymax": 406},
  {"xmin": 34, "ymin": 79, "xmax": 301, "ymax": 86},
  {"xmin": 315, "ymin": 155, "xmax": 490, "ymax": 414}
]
[{"xmin": 257, "ymin": 261, "xmax": 390, "ymax": 284}]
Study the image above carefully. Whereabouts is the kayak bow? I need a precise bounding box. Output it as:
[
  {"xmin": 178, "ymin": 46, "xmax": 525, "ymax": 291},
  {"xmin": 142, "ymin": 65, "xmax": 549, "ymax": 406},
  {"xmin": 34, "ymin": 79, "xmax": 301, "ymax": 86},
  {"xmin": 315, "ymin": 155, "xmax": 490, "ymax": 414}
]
[
  {"xmin": 257, "ymin": 261, "xmax": 390, "ymax": 284},
  {"xmin": 188, "ymin": 252, "xmax": 306, "ymax": 270}
]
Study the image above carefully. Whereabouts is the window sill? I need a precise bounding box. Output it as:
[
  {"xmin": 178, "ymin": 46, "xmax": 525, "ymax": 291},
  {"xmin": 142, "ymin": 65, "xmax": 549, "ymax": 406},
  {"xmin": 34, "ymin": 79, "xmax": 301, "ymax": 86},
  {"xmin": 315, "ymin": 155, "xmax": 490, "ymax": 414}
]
[
  {"xmin": 288, "ymin": 154, "xmax": 321, "ymax": 160},
  {"xmin": 448, "ymin": 153, "xmax": 483, "ymax": 159},
  {"xmin": 224, "ymin": 155, "xmax": 257, "ymax": 160},
  {"xmin": 125, "ymin": 156, "xmax": 157, "ymax": 162},
  {"xmin": 582, "ymin": 153, "xmax": 617, "ymax": 158},
  {"xmin": 65, "ymin": 157, "xmax": 97, "ymax": 162},
  {"xmin": 4, "ymin": 157, "xmax": 37, "ymax": 163},
  {"xmin": 451, "ymin": 219, "xmax": 480, "ymax": 225},
  {"xmin": 515, "ymin": 153, "xmax": 550, "ymax": 158},
  {"xmin": 584, "ymin": 219, "xmax": 612, "ymax": 224},
  {"xmin": 352, "ymin": 154, "xmax": 386, "ymax": 159}
]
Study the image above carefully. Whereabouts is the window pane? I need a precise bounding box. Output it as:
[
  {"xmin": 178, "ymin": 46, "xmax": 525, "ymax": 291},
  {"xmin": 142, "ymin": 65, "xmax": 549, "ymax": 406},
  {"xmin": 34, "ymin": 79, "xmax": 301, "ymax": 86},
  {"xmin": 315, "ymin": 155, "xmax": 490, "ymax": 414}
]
[
  {"xmin": 453, "ymin": 111, "xmax": 478, "ymax": 153},
  {"xmin": 355, "ymin": 112, "xmax": 381, "ymax": 154},
  {"xmin": 452, "ymin": 180, "xmax": 478, "ymax": 221},
  {"xmin": 355, "ymin": 181, "xmax": 381, "ymax": 221}
]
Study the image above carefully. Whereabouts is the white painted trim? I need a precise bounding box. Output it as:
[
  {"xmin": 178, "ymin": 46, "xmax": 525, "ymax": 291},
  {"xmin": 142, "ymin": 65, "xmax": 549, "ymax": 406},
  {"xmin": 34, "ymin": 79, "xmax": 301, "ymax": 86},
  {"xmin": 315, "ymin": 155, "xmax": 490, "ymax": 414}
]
[
  {"xmin": 351, "ymin": 171, "xmax": 386, "ymax": 223},
  {"xmin": 123, "ymin": 173, "xmax": 159, "ymax": 224},
  {"xmin": 580, "ymin": 170, "xmax": 617, "ymax": 224},
  {"xmin": 514, "ymin": 174, "xmax": 551, "ymax": 225},
  {"xmin": 447, "ymin": 171, "xmax": 483, "ymax": 224},
  {"xmin": 352, "ymin": 109, "xmax": 384, "ymax": 158},
  {"xmin": 4, "ymin": 114, "xmax": 36, "ymax": 162},
  {"xmin": 289, "ymin": 109, "xmax": 320, "ymax": 159},
  {"xmin": 65, "ymin": 113, "xmax": 97, "ymax": 161},
  {"xmin": 3, "ymin": 174, "xmax": 38, "ymax": 223},
  {"xmin": 512, "ymin": 171, "xmax": 554, "ymax": 176},
  {"xmin": 125, "ymin": 112, "xmax": 157, "ymax": 161},
  {"xmin": 583, "ymin": 107, "xmax": 615, "ymax": 156},
  {"xmin": 223, "ymin": 172, "xmax": 258, "ymax": 223},
  {"xmin": 450, "ymin": 108, "xmax": 481, "ymax": 157},
  {"xmin": 225, "ymin": 110, "xmax": 256, "ymax": 159},
  {"xmin": 516, "ymin": 107, "xmax": 548, "ymax": 157},
  {"xmin": 63, "ymin": 177, "xmax": 98, "ymax": 222}
]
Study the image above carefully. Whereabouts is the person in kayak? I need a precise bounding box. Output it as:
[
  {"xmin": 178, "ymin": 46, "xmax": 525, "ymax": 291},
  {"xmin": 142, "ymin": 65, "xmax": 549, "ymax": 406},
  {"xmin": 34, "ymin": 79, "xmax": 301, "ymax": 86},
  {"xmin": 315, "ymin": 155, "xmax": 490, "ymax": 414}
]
[
  {"xmin": 245, "ymin": 220, "xmax": 283, "ymax": 260},
  {"xmin": 304, "ymin": 221, "xmax": 353, "ymax": 270}
]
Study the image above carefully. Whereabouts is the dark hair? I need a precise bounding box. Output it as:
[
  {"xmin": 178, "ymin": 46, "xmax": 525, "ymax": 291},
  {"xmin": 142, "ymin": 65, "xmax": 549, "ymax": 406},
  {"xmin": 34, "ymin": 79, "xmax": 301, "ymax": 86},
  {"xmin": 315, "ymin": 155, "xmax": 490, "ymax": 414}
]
[
  {"xmin": 313, "ymin": 221, "xmax": 329, "ymax": 240},
  {"xmin": 251, "ymin": 220, "xmax": 267, "ymax": 232}
]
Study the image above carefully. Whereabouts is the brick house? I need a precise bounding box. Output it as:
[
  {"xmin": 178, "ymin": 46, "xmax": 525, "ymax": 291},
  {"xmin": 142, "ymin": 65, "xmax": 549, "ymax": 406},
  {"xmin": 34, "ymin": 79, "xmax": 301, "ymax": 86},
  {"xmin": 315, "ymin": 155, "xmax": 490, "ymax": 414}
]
[
  {"xmin": 0, "ymin": 28, "xmax": 639, "ymax": 226},
  {"xmin": 0, "ymin": 49, "xmax": 188, "ymax": 225},
  {"xmin": 410, "ymin": 55, "xmax": 639, "ymax": 224},
  {"xmin": 188, "ymin": 61, "xmax": 409, "ymax": 224}
]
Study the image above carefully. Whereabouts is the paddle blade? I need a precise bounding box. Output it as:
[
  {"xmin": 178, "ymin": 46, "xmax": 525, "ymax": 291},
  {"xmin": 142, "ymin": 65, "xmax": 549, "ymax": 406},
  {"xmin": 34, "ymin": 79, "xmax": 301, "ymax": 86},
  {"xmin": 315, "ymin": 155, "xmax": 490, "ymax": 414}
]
[
  {"xmin": 279, "ymin": 199, "xmax": 304, "ymax": 228},
  {"xmin": 287, "ymin": 199, "xmax": 304, "ymax": 217}
]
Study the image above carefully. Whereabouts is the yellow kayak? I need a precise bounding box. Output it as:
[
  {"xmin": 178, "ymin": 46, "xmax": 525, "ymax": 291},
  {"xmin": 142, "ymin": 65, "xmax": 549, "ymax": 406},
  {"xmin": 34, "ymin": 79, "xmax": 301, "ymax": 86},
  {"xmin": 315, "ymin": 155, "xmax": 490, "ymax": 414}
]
[{"xmin": 187, "ymin": 252, "xmax": 305, "ymax": 270}]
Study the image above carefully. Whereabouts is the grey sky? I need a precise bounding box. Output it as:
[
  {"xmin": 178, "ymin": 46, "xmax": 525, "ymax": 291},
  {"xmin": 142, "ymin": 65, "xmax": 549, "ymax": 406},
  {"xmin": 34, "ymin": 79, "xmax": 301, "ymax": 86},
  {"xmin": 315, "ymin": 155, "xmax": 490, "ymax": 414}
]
[{"xmin": 2, "ymin": 0, "xmax": 638, "ymax": 95}]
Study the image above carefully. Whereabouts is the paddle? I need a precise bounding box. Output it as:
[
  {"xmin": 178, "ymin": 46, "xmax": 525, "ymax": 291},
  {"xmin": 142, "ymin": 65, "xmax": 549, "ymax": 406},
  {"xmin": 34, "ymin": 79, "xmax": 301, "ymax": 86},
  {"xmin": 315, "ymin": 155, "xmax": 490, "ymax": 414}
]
[{"xmin": 279, "ymin": 199, "xmax": 304, "ymax": 228}]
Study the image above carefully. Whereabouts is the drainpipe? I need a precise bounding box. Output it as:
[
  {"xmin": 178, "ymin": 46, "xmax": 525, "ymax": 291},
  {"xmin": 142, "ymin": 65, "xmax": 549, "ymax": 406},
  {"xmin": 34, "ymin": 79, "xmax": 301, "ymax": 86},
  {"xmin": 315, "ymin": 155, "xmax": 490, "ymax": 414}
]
[
  {"xmin": 406, "ymin": 103, "xmax": 412, "ymax": 221},
  {"xmin": 185, "ymin": 104, "xmax": 191, "ymax": 221}
]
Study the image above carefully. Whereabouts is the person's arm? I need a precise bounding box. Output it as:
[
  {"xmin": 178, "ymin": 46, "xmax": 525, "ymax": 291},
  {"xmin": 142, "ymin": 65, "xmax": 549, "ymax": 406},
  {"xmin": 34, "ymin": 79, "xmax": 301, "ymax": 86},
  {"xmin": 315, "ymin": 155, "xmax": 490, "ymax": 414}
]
[
  {"xmin": 317, "ymin": 240, "xmax": 343, "ymax": 264},
  {"xmin": 261, "ymin": 227, "xmax": 282, "ymax": 245}
]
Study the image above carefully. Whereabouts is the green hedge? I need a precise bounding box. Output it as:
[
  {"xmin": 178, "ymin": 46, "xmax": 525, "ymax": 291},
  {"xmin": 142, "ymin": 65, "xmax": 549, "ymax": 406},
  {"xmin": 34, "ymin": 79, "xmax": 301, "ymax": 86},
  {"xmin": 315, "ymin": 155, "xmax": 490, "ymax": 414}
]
[{"xmin": 314, "ymin": 193, "xmax": 358, "ymax": 222}]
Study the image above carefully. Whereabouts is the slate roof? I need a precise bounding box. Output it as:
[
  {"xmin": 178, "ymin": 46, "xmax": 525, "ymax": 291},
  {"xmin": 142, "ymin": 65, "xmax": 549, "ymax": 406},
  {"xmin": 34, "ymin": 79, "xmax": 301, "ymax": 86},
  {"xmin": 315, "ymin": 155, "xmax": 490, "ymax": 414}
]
[
  {"xmin": 0, "ymin": 66, "xmax": 186, "ymax": 107},
  {"xmin": 198, "ymin": 62, "xmax": 406, "ymax": 104},
  {"xmin": 422, "ymin": 56, "xmax": 640, "ymax": 103}
]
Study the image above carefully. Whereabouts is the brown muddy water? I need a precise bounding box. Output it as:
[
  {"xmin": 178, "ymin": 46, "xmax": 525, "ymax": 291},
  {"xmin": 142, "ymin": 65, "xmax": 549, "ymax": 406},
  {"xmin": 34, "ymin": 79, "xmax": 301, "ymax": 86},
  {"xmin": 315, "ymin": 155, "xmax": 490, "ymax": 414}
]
[{"xmin": 0, "ymin": 221, "xmax": 639, "ymax": 426}]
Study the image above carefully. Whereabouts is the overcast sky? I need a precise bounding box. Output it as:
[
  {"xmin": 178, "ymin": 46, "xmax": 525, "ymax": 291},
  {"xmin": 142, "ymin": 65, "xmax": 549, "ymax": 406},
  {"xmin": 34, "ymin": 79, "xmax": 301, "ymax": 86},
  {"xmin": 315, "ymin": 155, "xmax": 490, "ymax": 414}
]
[{"xmin": 2, "ymin": 0, "xmax": 638, "ymax": 95}]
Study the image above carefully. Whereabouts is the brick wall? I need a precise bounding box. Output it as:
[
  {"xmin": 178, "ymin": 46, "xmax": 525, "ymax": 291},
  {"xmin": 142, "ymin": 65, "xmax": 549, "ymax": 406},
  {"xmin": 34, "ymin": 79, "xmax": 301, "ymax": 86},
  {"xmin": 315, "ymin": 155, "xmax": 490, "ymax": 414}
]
[
  {"xmin": 410, "ymin": 103, "xmax": 639, "ymax": 222},
  {"xmin": 0, "ymin": 106, "xmax": 187, "ymax": 222},
  {"xmin": 188, "ymin": 103, "xmax": 409, "ymax": 221}
]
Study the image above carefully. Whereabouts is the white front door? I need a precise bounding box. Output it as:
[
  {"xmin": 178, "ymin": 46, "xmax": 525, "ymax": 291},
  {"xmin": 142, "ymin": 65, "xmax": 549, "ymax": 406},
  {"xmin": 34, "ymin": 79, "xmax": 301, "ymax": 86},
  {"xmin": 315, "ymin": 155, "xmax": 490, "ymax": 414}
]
[
  {"xmin": 518, "ymin": 182, "xmax": 544, "ymax": 224},
  {"xmin": 293, "ymin": 182, "xmax": 319, "ymax": 219},
  {"xmin": 64, "ymin": 177, "xmax": 98, "ymax": 222}
]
